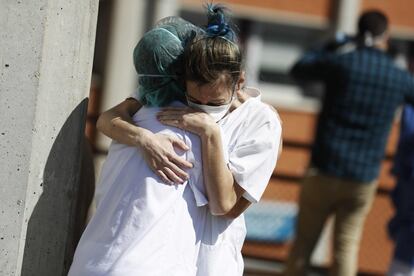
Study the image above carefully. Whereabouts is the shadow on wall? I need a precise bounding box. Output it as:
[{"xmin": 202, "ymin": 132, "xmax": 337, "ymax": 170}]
[{"xmin": 21, "ymin": 99, "xmax": 95, "ymax": 276}]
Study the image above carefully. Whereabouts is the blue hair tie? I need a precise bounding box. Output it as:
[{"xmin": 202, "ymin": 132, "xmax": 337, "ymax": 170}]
[
  {"xmin": 205, "ymin": 3, "xmax": 236, "ymax": 41},
  {"xmin": 206, "ymin": 23, "xmax": 230, "ymax": 36}
]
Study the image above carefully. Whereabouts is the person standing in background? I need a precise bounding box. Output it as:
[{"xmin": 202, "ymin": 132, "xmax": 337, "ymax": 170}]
[
  {"xmin": 285, "ymin": 10, "xmax": 414, "ymax": 276},
  {"xmin": 387, "ymin": 105, "xmax": 414, "ymax": 276}
]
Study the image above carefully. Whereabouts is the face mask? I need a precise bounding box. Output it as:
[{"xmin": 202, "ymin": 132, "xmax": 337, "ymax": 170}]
[{"xmin": 187, "ymin": 100, "xmax": 232, "ymax": 122}]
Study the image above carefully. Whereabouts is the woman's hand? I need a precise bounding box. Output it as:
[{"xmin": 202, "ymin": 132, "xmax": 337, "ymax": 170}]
[
  {"xmin": 157, "ymin": 107, "xmax": 218, "ymax": 137},
  {"xmin": 140, "ymin": 131, "xmax": 193, "ymax": 185}
]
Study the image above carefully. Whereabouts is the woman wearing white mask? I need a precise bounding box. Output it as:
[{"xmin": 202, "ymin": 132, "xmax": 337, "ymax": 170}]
[{"xmin": 75, "ymin": 4, "xmax": 282, "ymax": 276}]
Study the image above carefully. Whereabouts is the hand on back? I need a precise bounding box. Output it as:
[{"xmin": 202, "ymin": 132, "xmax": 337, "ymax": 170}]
[{"xmin": 140, "ymin": 132, "xmax": 193, "ymax": 185}]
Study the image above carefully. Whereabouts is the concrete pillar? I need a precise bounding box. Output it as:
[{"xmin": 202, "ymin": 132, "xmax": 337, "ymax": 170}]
[
  {"xmin": 96, "ymin": 0, "xmax": 148, "ymax": 150},
  {"xmin": 0, "ymin": 0, "xmax": 99, "ymax": 275},
  {"xmin": 334, "ymin": 0, "xmax": 361, "ymax": 34}
]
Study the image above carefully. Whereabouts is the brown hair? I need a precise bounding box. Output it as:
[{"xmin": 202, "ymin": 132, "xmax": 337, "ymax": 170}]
[{"xmin": 184, "ymin": 4, "xmax": 242, "ymax": 88}]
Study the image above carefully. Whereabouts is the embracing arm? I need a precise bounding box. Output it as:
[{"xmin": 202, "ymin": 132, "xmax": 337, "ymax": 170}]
[
  {"xmin": 96, "ymin": 98, "xmax": 193, "ymax": 183},
  {"xmin": 96, "ymin": 98, "xmax": 149, "ymax": 147},
  {"xmin": 158, "ymin": 100, "xmax": 282, "ymax": 218},
  {"xmin": 213, "ymin": 105, "xmax": 282, "ymax": 219},
  {"xmin": 157, "ymin": 108, "xmax": 247, "ymax": 216},
  {"xmin": 199, "ymin": 124, "xmax": 248, "ymax": 216}
]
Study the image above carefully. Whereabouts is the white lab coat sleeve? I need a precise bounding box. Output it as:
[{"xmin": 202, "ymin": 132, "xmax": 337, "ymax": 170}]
[
  {"xmin": 127, "ymin": 90, "xmax": 139, "ymax": 101},
  {"xmin": 228, "ymin": 104, "xmax": 282, "ymax": 203}
]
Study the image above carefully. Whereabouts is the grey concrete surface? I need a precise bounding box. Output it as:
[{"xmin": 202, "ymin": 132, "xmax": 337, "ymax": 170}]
[{"xmin": 0, "ymin": 0, "xmax": 99, "ymax": 275}]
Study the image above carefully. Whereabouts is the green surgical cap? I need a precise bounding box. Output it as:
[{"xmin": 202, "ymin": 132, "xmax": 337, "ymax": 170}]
[{"xmin": 133, "ymin": 17, "xmax": 202, "ymax": 106}]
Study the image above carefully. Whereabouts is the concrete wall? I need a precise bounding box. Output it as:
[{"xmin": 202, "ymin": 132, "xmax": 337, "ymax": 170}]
[{"xmin": 0, "ymin": 0, "xmax": 99, "ymax": 275}]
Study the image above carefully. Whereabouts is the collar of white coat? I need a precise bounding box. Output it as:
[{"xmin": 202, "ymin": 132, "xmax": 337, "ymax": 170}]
[{"xmin": 243, "ymin": 87, "xmax": 261, "ymax": 101}]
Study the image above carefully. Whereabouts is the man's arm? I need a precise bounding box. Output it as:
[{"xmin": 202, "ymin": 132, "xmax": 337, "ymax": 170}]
[
  {"xmin": 290, "ymin": 48, "xmax": 334, "ymax": 81},
  {"xmin": 291, "ymin": 33, "xmax": 353, "ymax": 81}
]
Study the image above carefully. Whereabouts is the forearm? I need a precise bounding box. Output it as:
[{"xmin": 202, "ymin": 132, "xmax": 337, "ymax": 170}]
[
  {"xmin": 221, "ymin": 197, "xmax": 251, "ymax": 219},
  {"xmin": 200, "ymin": 125, "xmax": 241, "ymax": 215},
  {"xmin": 290, "ymin": 49, "xmax": 329, "ymax": 81},
  {"xmin": 96, "ymin": 100, "xmax": 150, "ymax": 148},
  {"xmin": 97, "ymin": 100, "xmax": 193, "ymax": 184},
  {"xmin": 98, "ymin": 111, "xmax": 152, "ymax": 147}
]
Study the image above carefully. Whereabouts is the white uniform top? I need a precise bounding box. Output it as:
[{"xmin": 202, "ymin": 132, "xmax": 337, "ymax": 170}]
[
  {"xmin": 68, "ymin": 88, "xmax": 281, "ymax": 276},
  {"xmin": 69, "ymin": 102, "xmax": 207, "ymax": 276},
  {"xmin": 195, "ymin": 88, "xmax": 281, "ymax": 275}
]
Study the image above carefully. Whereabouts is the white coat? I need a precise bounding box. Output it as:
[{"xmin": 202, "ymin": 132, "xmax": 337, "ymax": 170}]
[
  {"xmin": 68, "ymin": 88, "xmax": 282, "ymax": 276},
  {"xmin": 195, "ymin": 88, "xmax": 281, "ymax": 275},
  {"xmin": 69, "ymin": 102, "xmax": 207, "ymax": 276}
]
